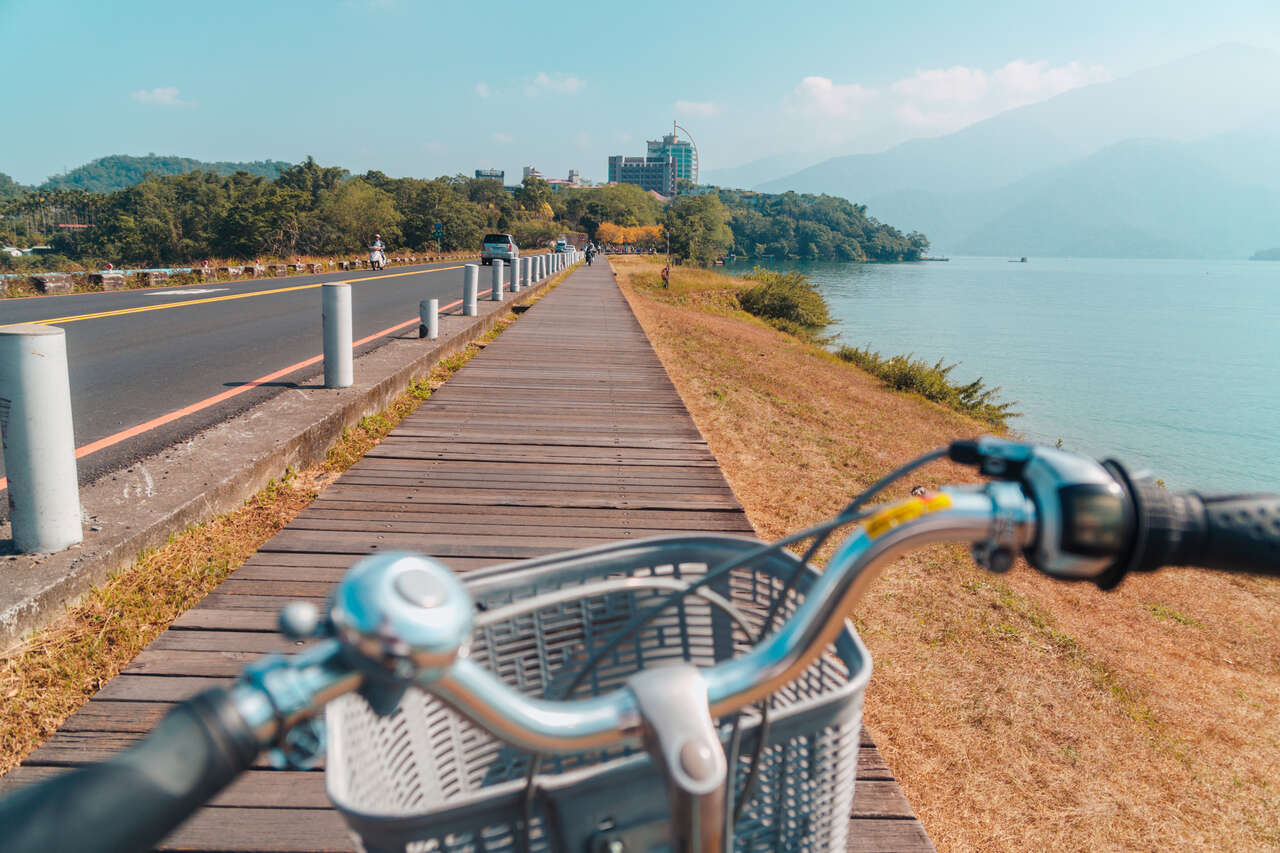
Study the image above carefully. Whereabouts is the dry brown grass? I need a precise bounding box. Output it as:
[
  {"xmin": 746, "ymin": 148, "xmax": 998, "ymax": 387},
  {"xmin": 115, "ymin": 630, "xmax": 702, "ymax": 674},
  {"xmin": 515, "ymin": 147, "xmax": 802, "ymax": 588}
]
[
  {"xmin": 0, "ymin": 273, "xmax": 572, "ymax": 774},
  {"xmin": 614, "ymin": 255, "xmax": 1280, "ymax": 852}
]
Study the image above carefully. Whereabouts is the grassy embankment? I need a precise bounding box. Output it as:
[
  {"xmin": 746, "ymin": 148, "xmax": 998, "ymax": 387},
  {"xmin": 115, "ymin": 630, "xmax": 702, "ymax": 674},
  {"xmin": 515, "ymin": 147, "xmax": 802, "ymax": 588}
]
[
  {"xmin": 0, "ymin": 265, "xmax": 579, "ymax": 775},
  {"xmin": 611, "ymin": 254, "xmax": 1279, "ymax": 852}
]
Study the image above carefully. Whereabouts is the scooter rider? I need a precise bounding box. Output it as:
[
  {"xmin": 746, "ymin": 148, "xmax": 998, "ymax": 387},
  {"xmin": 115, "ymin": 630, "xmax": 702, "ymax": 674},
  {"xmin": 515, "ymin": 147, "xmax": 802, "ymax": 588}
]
[{"xmin": 369, "ymin": 233, "xmax": 386, "ymax": 270}]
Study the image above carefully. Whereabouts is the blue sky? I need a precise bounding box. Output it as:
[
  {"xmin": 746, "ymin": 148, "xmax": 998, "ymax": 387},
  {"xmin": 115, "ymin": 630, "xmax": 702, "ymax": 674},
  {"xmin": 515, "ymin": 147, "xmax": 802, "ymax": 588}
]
[{"xmin": 2, "ymin": 0, "xmax": 1277, "ymax": 185}]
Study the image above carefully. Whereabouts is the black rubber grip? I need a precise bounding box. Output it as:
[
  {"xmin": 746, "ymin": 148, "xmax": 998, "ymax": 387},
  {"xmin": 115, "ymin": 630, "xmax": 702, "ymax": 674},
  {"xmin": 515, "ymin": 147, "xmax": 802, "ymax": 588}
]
[
  {"xmin": 1191, "ymin": 492, "xmax": 1280, "ymax": 576},
  {"xmin": 1114, "ymin": 471, "xmax": 1280, "ymax": 582},
  {"xmin": 0, "ymin": 688, "xmax": 260, "ymax": 853}
]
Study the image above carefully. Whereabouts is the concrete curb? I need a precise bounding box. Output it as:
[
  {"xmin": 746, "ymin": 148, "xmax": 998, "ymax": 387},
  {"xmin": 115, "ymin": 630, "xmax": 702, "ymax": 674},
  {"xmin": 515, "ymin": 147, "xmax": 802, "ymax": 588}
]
[{"xmin": 0, "ymin": 271, "xmax": 567, "ymax": 648}]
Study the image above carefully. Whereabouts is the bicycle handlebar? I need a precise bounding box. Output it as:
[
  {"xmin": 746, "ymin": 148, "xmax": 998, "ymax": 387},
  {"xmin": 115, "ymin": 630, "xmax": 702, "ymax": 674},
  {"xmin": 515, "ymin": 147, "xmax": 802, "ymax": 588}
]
[
  {"xmin": 0, "ymin": 689, "xmax": 259, "ymax": 853},
  {"xmin": 4, "ymin": 439, "xmax": 1277, "ymax": 850},
  {"xmin": 1100, "ymin": 462, "xmax": 1280, "ymax": 586}
]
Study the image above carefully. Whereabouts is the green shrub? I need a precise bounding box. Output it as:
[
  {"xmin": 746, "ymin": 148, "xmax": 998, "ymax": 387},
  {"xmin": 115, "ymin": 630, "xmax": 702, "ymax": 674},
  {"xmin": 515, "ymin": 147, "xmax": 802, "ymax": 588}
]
[
  {"xmin": 738, "ymin": 267, "xmax": 832, "ymax": 340},
  {"xmin": 836, "ymin": 345, "xmax": 1019, "ymax": 428}
]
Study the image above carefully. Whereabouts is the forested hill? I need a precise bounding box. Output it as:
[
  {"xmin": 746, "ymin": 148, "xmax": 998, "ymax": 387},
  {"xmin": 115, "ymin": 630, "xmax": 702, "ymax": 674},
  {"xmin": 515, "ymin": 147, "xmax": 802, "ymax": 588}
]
[
  {"xmin": 718, "ymin": 189, "xmax": 928, "ymax": 261},
  {"xmin": 40, "ymin": 155, "xmax": 292, "ymax": 193},
  {"xmin": 0, "ymin": 172, "xmax": 23, "ymax": 199}
]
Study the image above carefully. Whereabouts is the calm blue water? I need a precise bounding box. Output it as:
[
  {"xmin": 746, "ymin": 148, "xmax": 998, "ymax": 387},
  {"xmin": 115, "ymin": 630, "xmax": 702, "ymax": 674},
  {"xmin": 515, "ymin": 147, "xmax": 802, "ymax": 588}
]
[{"xmin": 725, "ymin": 256, "xmax": 1280, "ymax": 492}]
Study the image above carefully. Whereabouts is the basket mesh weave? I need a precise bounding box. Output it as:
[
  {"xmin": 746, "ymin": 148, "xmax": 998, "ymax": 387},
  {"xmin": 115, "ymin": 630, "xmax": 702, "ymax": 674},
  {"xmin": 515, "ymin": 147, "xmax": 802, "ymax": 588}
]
[{"xmin": 326, "ymin": 538, "xmax": 867, "ymax": 853}]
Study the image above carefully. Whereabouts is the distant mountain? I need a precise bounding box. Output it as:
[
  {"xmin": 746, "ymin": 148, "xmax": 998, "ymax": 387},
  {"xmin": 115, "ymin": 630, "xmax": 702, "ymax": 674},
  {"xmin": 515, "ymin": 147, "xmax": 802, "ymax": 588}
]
[
  {"xmin": 757, "ymin": 44, "xmax": 1280, "ymax": 258},
  {"xmin": 41, "ymin": 155, "xmax": 293, "ymax": 193},
  {"xmin": 761, "ymin": 44, "xmax": 1280, "ymax": 201},
  {"xmin": 702, "ymin": 151, "xmax": 831, "ymax": 191},
  {"xmin": 954, "ymin": 139, "xmax": 1280, "ymax": 258},
  {"xmin": 1187, "ymin": 110, "xmax": 1280, "ymax": 191}
]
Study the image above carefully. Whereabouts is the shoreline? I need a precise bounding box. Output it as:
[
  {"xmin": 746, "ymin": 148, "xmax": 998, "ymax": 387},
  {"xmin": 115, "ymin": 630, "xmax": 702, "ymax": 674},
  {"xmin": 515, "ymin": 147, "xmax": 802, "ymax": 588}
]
[{"xmin": 609, "ymin": 254, "xmax": 1280, "ymax": 850}]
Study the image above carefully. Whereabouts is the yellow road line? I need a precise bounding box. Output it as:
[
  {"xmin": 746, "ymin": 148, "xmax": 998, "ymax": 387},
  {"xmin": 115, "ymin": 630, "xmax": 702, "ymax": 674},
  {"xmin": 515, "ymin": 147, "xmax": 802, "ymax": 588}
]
[{"xmin": 12, "ymin": 266, "xmax": 464, "ymax": 327}]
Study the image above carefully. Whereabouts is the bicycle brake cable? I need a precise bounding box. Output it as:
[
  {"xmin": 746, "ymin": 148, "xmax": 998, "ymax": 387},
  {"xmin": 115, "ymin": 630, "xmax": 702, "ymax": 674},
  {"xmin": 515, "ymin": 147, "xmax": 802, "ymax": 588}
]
[
  {"xmin": 515, "ymin": 517, "xmax": 852, "ymax": 849},
  {"xmin": 517, "ymin": 446, "xmax": 949, "ymax": 849},
  {"xmin": 733, "ymin": 446, "xmax": 950, "ymax": 824}
]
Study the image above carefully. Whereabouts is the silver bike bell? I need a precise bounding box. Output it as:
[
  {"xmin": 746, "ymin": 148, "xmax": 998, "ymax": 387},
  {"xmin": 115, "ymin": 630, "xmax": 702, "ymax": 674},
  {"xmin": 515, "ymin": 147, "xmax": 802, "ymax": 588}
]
[{"xmin": 329, "ymin": 551, "xmax": 474, "ymax": 681}]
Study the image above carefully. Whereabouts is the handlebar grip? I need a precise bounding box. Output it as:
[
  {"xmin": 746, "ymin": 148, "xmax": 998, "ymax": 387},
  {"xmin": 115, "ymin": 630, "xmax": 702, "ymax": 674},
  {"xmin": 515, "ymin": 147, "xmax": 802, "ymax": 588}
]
[
  {"xmin": 0, "ymin": 688, "xmax": 260, "ymax": 853},
  {"xmin": 1108, "ymin": 467, "xmax": 1280, "ymax": 584},
  {"xmin": 1187, "ymin": 492, "xmax": 1280, "ymax": 576}
]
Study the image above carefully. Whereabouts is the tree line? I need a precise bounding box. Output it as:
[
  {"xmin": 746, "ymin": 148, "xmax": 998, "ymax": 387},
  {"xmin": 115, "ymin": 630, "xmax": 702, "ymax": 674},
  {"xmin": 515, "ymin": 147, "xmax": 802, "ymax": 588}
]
[{"xmin": 1, "ymin": 158, "xmax": 928, "ymax": 269}]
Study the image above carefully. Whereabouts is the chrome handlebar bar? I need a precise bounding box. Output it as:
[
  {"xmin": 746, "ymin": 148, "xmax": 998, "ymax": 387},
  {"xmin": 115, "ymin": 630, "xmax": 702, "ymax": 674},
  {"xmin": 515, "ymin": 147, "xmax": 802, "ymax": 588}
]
[
  {"xmin": 229, "ymin": 480, "xmax": 1045, "ymax": 761},
  {"xmin": 230, "ymin": 438, "xmax": 1150, "ymax": 762}
]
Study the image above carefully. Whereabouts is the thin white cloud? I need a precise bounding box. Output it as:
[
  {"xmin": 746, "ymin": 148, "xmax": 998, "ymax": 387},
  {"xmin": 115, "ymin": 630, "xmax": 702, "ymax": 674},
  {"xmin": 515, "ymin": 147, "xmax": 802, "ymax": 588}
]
[
  {"xmin": 475, "ymin": 82, "xmax": 490, "ymax": 98},
  {"xmin": 527, "ymin": 72, "xmax": 585, "ymax": 96},
  {"xmin": 492, "ymin": 132, "xmax": 513, "ymax": 144},
  {"xmin": 779, "ymin": 59, "xmax": 1109, "ymax": 149},
  {"xmin": 890, "ymin": 59, "xmax": 1110, "ymax": 128},
  {"xmin": 786, "ymin": 77, "xmax": 878, "ymax": 118},
  {"xmin": 131, "ymin": 86, "xmax": 189, "ymax": 106},
  {"xmin": 675, "ymin": 100, "xmax": 720, "ymax": 118},
  {"xmin": 573, "ymin": 132, "xmax": 591, "ymax": 149}
]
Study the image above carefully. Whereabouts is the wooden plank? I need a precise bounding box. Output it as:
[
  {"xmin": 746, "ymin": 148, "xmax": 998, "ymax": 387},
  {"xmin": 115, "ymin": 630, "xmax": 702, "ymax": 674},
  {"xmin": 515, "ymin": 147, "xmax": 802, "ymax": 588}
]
[
  {"xmin": 148, "ymin": 627, "xmax": 305, "ymax": 653},
  {"xmin": 310, "ymin": 485, "xmax": 741, "ymax": 510},
  {"xmin": 125, "ymin": 649, "xmax": 272, "ymax": 677},
  {"xmin": 157, "ymin": 806, "xmax": 354, "ymax": 852},
  {"xmin": 0, "ymin": 766, "xmax": 330, "ymax": 809},
  {"xmin": 171, "ymin": 608, "xmax": 288, "ymax": 632},
  {"xmin": 845, "ymin": 819, "xmax": 936, "ymax": 852},
  {"xmin": 90, "ymin": 675, "xmax": 230, "ymax": 703},
  {"xmin": 851, "ymin": 780, "xmax": 918, "ymax": 820},
  {"xmin": 56, "ymin": 700, "xmax": 174, "ymax": 732},
  {"xmin": 279, "ymin": 518, "xmax": 751, "ymax": 538},
  {"xmin": 297, "ymin": 503, "xmax": 755, "ymax": 530},
  {"xmin": 856, "ymin": 743, "xmax": 896, "ymax": 780}
]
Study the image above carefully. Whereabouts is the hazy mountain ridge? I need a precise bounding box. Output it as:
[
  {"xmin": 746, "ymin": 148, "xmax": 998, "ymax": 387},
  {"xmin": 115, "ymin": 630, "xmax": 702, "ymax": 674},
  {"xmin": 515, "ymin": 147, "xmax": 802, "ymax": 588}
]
[
  {"xmin": 39, "ymin": 155, "xmax": 293, "ymax": 193},
  {"xmin": 955, "ymin": 139, "xmax": 1280, "ymax": 258},
  {"xmin": 759, "ymin": 44, "xmax": 1280, "ymax": 258},
  {"xmin": 701, "ymin": 152, "xmax": 833, "ymax": 192}
]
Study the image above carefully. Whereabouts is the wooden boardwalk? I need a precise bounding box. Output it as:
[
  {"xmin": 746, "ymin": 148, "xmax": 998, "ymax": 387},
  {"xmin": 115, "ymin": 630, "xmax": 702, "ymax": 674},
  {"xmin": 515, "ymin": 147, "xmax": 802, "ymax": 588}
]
[{"xmin": 3, "ymin": 262, "xmax": 933, "ymax": 852}]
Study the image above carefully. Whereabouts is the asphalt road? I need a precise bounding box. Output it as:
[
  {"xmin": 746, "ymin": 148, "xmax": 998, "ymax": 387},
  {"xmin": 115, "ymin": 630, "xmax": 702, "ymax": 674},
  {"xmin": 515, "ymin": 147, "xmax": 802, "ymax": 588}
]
[{"xmin": 0, "ymin": 260, "xmax": 506, "ymax": 504}]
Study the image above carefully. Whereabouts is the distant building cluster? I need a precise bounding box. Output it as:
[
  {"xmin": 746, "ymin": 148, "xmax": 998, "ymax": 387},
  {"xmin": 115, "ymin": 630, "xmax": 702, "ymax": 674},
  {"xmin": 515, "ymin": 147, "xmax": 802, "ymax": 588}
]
[
  {"xmin": 607, "ymin": 155, "xmax": 676, "ymax": 196},
  {"xmin": 606, "ymin": 123, "xmax": 698, "ymax": 198},
  {"xmin": 475, "ymin": 166, "xmax": 587, "ymax": 193},
  {"xmin": 647, "ymin": 131, "xmax": 697, "ymax": 183}
]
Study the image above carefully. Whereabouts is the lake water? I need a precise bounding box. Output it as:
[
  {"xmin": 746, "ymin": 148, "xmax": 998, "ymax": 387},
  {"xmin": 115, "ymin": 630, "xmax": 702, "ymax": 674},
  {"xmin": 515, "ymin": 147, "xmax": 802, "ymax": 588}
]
[{"xmin": 724, "ymin": 256, "xmax": 1280, "ymax": 493}]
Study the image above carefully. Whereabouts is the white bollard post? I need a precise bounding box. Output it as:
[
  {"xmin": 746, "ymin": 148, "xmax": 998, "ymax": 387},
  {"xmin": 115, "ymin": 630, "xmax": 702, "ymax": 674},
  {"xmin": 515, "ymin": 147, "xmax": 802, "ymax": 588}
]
[
  {"xmin": 419, "ymin": 298, "xmax": 439, "ymax": 339},
  {"xmin": 322, "ymin": 283, "xmax": 353, "ymax": 388},
  {"xmin": 464, "ymin": 264, "xmax": 479, "ymax": 316},
  {"xmin": 491, "ymin": 259, "xmax": 504, "ymax": 301},
  {"xmin": 0, "ymin": 324, "xmax": 82, "ymax": 553},
  {"xmin": 513, "ymin": 257, "xmax": 523, "ymax": 292}
]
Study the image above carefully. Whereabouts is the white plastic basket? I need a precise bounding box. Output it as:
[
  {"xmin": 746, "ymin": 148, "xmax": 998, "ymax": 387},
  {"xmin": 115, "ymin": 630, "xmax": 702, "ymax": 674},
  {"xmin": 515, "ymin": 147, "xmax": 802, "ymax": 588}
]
[{"xmin": 326, "ymin": 535, "xmax": 870, "ymax": 853}]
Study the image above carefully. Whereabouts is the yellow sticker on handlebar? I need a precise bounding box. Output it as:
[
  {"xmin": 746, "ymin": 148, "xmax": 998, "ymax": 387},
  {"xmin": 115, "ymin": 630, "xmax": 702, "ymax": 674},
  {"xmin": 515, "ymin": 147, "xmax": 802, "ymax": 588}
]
[{"xmin": 864, "ymin": 493, "xmax": 953, "ymax": 539}]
